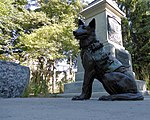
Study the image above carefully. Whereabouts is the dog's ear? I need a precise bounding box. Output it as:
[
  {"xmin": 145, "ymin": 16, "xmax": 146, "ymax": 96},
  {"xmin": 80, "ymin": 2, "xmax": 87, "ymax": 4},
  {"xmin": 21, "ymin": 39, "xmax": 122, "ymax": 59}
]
[
  {"xmin": 89, "ymin": 18, "xmax": 95, "ymax": 29},
  {"xmin": 78, "ymin": 19, "xmax": 84, "ymax": 26}
]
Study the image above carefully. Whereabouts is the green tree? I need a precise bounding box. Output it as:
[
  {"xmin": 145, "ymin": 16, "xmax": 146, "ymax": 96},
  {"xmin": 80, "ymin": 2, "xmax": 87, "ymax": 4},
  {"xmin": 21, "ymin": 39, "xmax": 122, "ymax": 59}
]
[
  {"xmin": 20, "ymin": 0, "xmax": 82, "ymax": 96},
  {"xmin": 0, "ymin": 0, "xmax": 20, "ymax": 56},
  {"xmin": 117, "ymin": 0, "xmax": 150, "ymax": 88}
]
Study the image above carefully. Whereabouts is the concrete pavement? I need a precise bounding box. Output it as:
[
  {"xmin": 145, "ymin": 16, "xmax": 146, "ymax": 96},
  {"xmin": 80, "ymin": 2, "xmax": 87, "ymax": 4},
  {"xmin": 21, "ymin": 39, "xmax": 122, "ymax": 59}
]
[{"xmin": 1, "ymin": 96, "xmax": 150, "ymax": 120}]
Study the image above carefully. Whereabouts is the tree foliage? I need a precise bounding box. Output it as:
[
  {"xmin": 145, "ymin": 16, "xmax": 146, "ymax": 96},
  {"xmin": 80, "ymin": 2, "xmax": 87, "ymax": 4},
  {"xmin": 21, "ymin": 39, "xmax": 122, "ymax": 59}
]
[
  {"xmin": 0, "ymin": 0, "xmax": 82, "ymax": 60},
  {"xmin": 0, "ymin": 0, "xmax": 19, "ymax": 55},
  {"xmin": 117, "ymin": 0, "xmax": 150, "ymax": 85}
]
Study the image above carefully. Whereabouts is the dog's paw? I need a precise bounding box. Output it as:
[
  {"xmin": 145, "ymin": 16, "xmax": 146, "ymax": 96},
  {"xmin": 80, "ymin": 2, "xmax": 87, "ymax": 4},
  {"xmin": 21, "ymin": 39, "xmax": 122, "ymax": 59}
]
[
  {"xmin": 98, "ymin": 95, "xmax": 113, "ymax": 101},
  {"xmin": 72, "ymin": 96, "xmax": 83, "ymax": 100},
  {"xmin": 72, "ymin": 95, "xmax": 90, "ymax": 101}
]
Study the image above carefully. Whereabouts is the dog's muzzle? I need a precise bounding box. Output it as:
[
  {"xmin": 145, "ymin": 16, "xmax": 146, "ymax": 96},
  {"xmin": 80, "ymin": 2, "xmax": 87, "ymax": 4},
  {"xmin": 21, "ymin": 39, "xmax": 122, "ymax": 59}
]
[
  {"xmin": 73, "ymin": 31, "xmax": 88, "ymax": 40},
  {"xmin": 73, "ymin": 31, "xmax": 77, "ymax": 36}
]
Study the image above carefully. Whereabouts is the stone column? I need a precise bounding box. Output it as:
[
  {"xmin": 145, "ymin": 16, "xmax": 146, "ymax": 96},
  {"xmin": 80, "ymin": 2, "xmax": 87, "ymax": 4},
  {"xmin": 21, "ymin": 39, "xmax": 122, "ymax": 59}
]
[{"xmin": 80, "ymin": 0, "xmax": 133, "ymax": 71}]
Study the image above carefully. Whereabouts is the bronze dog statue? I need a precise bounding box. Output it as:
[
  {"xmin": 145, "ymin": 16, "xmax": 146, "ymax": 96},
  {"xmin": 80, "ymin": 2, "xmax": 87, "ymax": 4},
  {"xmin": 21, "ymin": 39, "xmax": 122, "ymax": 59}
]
[{"xmin": 72, "ymin": 18, "xmax": 144, "ymax": 101}]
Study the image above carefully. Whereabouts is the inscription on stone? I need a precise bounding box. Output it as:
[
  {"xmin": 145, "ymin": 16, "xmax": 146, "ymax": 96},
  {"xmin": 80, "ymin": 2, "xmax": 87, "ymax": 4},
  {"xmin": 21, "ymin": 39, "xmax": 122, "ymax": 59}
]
[{"xmin": 107, "ymin": 15, "xmax": 122, "ymax": 45}]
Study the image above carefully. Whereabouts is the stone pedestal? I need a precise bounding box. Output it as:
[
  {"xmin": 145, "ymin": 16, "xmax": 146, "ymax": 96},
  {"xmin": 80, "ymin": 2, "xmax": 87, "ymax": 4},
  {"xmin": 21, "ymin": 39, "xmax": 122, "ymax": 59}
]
[{"xmin": 64, "ymin": 0, "xmax": 145, "ymax": 95}]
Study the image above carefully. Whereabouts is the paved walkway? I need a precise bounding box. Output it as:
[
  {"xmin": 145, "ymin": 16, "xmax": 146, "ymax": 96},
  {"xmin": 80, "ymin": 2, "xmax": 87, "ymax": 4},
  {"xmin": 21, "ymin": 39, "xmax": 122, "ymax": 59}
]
[{"xmin": 1, "ymin": 96, "xmax": 150, "ymax": 120}]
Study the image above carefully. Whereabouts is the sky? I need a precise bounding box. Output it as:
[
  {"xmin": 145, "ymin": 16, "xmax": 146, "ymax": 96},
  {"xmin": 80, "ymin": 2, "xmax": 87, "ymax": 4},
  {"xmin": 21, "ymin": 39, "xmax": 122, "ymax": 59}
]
[
  {"xmin": 86, "ymin": 0, "xmax": 93, "ymax": 2},
  {"xmin": 85, "ymin": 0, "xmax": 94, "ymax": 3}
]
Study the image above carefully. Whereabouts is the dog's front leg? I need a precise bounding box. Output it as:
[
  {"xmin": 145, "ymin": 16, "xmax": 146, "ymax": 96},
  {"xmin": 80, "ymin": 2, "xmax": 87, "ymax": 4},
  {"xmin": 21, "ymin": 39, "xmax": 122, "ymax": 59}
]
[{"xmin": 72, "ymin": 70, "xmax": 95, "ymax": 100}]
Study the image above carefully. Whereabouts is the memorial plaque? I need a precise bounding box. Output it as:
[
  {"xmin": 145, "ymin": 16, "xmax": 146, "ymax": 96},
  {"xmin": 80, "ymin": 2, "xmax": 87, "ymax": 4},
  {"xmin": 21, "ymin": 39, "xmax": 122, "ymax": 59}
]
[{"xmin": 107, "ymin": 15, "xmax": 122, "ymax": 45}]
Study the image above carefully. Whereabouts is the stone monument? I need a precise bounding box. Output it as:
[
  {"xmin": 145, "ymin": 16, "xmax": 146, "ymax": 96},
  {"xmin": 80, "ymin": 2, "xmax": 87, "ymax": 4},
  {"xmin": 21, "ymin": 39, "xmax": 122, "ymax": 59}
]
[
  {"xmin": 0, "ymin": 60, "xmax": 30, "ymax": 98},
  {"xmin": 64, "ymin": 0, "xmax": 145, "ymax": 96}
]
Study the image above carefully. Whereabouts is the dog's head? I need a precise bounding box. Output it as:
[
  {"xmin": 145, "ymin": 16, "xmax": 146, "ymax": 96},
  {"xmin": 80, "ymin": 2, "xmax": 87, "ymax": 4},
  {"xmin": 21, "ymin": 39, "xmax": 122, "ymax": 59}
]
[{"xmin": 73, "ymin": 18, "xmax": 95, "ymax": 40}]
